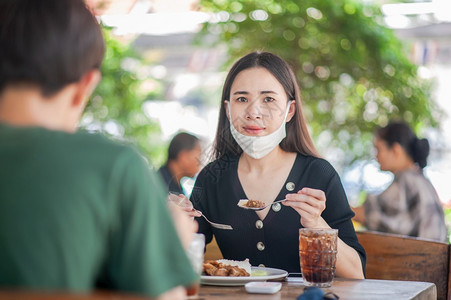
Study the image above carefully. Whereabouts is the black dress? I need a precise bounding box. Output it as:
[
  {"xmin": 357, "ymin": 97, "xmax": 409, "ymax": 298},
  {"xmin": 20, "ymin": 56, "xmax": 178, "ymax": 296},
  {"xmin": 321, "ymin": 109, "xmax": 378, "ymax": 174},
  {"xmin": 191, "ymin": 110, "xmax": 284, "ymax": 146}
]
[{"xmin": 191, "ymin": 154, "xmax": 366, "ymax": 273}]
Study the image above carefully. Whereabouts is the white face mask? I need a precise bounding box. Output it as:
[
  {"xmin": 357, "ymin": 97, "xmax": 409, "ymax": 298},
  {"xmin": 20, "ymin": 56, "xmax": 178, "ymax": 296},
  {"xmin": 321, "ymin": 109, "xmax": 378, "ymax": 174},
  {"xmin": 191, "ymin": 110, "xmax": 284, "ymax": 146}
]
[{"xmin": 228, "ymin": 101, "xmax": 291, "ymax": 159}]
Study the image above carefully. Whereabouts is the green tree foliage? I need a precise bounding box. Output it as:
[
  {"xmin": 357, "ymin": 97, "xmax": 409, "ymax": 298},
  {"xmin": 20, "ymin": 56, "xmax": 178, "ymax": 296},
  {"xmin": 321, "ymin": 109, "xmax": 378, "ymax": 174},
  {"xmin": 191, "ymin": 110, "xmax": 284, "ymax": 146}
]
[
  {"xmin": 197, "ymin": 0, "xmax": 441, "ymax": 164},
  {"xmin": 81, "ymin": 28, "xmax": 166, "ymax": 166}
]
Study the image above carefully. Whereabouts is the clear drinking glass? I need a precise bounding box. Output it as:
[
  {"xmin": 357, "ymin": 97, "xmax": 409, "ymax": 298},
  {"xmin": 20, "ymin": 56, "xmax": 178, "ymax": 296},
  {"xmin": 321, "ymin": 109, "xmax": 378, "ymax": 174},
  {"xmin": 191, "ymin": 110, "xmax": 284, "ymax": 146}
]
[
  {"xmin": 186, "ymin": 233, "xmax": 205, "ymax": 298},
  {"xmin": 299, "ymin": 228, "xmax": 338, "ymax": 288}
]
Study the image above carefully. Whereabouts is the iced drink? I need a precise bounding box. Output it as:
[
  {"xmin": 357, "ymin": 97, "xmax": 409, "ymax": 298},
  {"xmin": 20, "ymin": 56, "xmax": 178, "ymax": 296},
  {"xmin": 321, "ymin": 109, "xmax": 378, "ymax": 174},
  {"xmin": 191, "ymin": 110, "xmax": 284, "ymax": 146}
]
[{"xmin": 299, "ymin": 228, "xmax": 338, "ymax": 288}]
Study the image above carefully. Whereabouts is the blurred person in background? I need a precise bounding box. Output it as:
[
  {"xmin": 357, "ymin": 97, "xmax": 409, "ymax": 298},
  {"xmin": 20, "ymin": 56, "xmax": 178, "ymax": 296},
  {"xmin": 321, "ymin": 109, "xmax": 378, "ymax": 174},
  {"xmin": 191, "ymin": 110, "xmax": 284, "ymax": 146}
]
[
  {"xmin": 0, "ymin": 0, "xmax": 197, "ymax": 299},
  {"xmin": 352, "ymin": 121, "xmax": 447, "ymax": 242},
  {"xmin": 158, "ymin": 132, "xmax": 202, "ymax": 196}
]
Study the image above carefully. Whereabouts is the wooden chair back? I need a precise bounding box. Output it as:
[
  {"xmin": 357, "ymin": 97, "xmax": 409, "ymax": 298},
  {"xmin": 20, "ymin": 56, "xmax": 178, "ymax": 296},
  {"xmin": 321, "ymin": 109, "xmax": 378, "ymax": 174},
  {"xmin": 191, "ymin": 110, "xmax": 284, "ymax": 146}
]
[{"xmin": 356, "ymin": 230, "xmax": 450, "ymax": 300}]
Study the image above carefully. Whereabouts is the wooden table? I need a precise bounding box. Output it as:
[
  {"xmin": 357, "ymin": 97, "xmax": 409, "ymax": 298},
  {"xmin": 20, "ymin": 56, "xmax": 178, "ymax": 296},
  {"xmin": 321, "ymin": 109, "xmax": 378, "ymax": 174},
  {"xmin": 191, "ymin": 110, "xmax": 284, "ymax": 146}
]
[
  {"xmin": 0, "ymin": 279, "xmax": 436, "ymax": 300},
  {"xmin": 196, "ymin": 278, "xmax": 436, "ymax": 300}
]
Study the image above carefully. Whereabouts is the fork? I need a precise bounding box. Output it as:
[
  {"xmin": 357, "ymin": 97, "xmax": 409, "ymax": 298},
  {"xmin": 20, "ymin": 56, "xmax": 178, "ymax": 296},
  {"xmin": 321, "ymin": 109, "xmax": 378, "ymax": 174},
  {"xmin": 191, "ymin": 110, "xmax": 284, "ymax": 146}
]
[
  {"xmin": 168, "ymin": 192, "xmax": 233, "ymax": 230},
  {"xmin": 237, "ymin": 199, "xmax": 287, "ymax": 211},
  {"xmin": 193, "ymin": 208, "xmax": 233, "ymax": 230}
]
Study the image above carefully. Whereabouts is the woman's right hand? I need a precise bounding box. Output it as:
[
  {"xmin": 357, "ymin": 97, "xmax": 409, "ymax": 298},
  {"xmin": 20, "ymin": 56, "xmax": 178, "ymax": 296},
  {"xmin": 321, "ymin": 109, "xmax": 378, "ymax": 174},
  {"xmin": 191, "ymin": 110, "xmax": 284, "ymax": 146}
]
[{"xmin": 168, "ymin": 192, "xmax": 202, "ymax": 218}]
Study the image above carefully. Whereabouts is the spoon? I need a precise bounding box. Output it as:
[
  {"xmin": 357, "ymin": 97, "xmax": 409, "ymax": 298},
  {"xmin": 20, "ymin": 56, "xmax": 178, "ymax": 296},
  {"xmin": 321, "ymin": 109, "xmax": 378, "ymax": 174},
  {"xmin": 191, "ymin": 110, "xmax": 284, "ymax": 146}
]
[{"xmin": 237, "ymin": 199, "xmax": 287, "ymax": 211}]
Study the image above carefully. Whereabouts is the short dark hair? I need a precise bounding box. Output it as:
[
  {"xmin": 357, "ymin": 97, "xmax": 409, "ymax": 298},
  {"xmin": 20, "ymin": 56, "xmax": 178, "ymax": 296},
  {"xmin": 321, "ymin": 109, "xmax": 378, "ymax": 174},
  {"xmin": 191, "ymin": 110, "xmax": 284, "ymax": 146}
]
[
  {"xmin": 213, "ymin": 51, "xmax": 319, "ymax": 160},
  {"xmin": 376, "ymin": 121, "xmax": 430, "ymax": 169},
  {"xmin": 0, "ymin": 0, "xmax": 105, "ymax": 97},
  {"xmin": 167, "ymin": 132, "xmax": 200, "ymax": 161}
]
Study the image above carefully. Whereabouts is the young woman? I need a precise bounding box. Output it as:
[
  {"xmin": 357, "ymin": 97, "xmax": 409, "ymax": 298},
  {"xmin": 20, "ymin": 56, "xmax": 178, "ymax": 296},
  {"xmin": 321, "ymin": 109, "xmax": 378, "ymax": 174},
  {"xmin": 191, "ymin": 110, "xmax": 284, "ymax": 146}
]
[
  {"xmin": 190, "ymin": 51, "xmax": 365, "ymax": 278},
  {"xmin": 353, "ymin": 121, "xmax": 447, "ymax": 242}
]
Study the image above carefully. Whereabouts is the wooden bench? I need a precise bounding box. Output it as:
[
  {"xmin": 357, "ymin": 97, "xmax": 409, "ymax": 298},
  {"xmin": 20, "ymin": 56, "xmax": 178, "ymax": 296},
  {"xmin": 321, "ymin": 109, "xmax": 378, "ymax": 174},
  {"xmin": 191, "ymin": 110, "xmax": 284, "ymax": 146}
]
[{"xmin": 356, "ymin": 230, "xmax": 450, "ymax": 300}]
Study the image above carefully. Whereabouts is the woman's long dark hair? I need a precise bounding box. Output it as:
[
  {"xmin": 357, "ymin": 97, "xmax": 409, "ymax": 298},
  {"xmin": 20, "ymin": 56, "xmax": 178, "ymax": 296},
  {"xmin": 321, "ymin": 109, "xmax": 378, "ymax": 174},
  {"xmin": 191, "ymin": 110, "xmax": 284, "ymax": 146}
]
[
  {"xmin": 376, "ymin": 121, "xmax": 430, "ymax": 169},
  {"xmin": 212, "ymin": 51, "xmax": 319, "ymax": 160}
]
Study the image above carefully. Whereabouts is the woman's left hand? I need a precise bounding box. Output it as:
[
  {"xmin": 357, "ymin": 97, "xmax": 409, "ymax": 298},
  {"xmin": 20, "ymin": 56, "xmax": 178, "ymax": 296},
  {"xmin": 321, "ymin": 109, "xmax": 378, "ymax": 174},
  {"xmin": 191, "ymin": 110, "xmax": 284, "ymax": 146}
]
[
  {"xmin": 282, "ymin": 187, "xmax": 327, "ymax": 228},
  {"xmin": 284, "ymin": 188, "xmax": 364, "ymax": 279}
]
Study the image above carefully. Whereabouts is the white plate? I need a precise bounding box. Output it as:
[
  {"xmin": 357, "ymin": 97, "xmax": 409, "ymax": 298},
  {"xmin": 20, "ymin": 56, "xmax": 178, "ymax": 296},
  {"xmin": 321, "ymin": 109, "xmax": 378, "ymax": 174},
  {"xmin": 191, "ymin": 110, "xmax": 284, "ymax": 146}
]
[{"xmin": 200, "ymin": 266, "xmax": 288, "ymax": 286}]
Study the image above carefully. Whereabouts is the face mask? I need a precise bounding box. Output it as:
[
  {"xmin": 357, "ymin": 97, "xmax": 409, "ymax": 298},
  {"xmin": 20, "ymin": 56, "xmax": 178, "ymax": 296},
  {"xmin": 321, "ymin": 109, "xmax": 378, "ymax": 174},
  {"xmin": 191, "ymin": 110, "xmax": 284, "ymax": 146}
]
[{"xmin": 228, "ymin": 102, "xmax": 291, "ymax": 159}]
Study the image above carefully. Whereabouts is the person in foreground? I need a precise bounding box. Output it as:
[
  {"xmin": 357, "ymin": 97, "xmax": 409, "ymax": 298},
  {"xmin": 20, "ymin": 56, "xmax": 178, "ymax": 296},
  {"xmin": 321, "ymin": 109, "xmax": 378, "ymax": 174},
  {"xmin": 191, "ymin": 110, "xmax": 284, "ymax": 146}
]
[
  {"xmin": 158, "ymin": 132, "xmax": 202, "ymax": 195},
  {"xmin": 0, "ymin": 0, "xmax": 197, "ymax": 299},
  {"xmin": 352, "ymin": 121, "xmax": 447, "ymax": 242},
  {"xmin": 190, "ymin": 51, "xmax": 365, "ymax": 278}
]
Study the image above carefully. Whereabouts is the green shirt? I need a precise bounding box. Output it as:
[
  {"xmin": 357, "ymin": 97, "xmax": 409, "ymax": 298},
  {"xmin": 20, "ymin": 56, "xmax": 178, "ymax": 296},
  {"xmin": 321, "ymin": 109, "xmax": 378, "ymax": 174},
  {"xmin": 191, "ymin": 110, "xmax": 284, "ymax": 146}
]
[{"xmin": 0, "ymin": 123, "xmax": 197, "ymax": 297}]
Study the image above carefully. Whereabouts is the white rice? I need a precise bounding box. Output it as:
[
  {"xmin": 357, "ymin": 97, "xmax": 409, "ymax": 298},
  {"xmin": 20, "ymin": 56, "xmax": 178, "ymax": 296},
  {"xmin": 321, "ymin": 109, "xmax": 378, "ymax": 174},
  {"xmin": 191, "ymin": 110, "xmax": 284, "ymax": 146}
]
[{"xmin": 216, "ymin": 258, "xmax": 251, "ymax": 274}]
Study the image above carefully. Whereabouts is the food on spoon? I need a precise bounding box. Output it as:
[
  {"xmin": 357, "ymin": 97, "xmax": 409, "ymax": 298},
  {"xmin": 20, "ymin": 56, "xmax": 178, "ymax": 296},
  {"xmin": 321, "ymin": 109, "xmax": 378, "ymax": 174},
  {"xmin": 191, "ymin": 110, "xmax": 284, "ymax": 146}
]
[
  {"xmin": 203, "ymin": 259, "xmax": 251, "ymax": 277},
  {"xmin": 237, "ymin": 199, "xmax": 266, "ymax": 208},
  {"xmin": 245, "ymin": 200, "xmax": 265, "ymax": 208}
]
